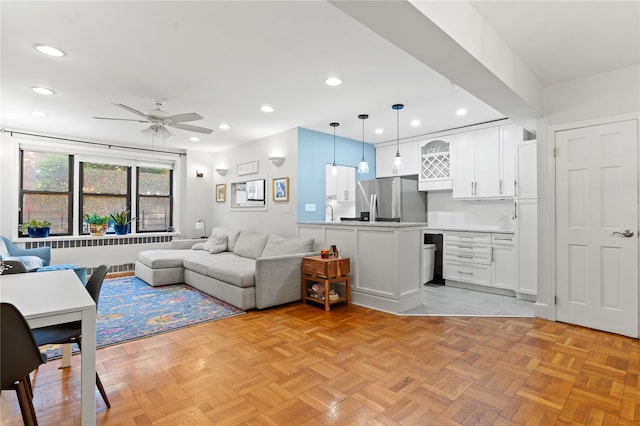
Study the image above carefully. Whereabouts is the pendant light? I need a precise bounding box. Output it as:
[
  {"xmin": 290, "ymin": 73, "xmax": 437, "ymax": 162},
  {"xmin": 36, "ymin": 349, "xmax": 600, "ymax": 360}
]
[
  {"xmin": 358, "ymin": 114, "xmax": 369, "ymax": 174},
  {"xmin": 392, "ymin": 104, "xmax": 404, "ymax": 169},
  {"xmin": 330, "ymin": 122, "xmax": 339, "ymax": 176}
]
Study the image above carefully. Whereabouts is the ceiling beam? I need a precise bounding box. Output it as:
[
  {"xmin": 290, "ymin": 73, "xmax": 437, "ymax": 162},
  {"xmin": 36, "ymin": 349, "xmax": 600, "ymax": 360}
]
[{"xmin": 330, "ymin": 0, "xmax": 543, "ymax": 134}]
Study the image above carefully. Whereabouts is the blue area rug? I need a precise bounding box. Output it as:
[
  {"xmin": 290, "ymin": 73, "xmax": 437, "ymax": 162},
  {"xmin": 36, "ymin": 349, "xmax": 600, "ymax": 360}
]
[{"xmin": 41, "ymin": 276, "xmax": 244, "ymax": 359}]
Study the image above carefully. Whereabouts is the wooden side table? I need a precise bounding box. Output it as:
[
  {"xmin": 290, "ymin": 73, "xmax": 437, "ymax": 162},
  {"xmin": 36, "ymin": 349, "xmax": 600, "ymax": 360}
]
[{"xmin": 301, "ymin": 256, "xmax": 350, "ymax": 311}]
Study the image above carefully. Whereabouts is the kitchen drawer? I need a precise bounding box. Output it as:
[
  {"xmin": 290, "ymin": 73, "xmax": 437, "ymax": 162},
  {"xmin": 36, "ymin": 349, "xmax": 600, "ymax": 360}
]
[
  {"xmin": 444, "ymin": 249, "xmax": 491, "ymax": 265},
  {"xmin": 491, "ymin": 233, "xmax": 515, "ymax": 245},
  {"xmin": 444, "ymin": 261, "xmax": 491, "ymax": 286},
  {"xmin": 445, "ymin": 231, "xmax": 491, "ymax": 244}
]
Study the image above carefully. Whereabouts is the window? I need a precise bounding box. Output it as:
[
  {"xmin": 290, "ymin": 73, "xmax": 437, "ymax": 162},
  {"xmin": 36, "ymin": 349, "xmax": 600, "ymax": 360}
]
[
  {"xmin": 137, "ymin": 167, "xmax": 172, "ymax": 232},
  {"xmin": 80, "ymin": 162, "xmax": 131, "ymax": 234},
  {"xmin": 20, "ymin": 150, "xmax": 73, "ymax": 235}
]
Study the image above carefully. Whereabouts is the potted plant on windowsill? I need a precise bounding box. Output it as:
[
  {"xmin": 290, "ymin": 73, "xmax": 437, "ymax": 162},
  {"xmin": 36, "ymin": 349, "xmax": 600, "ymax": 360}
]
[
  {"xmin": 84, "ymin": 214, "xmax": 109, "ymax": 236},
  {"xmin": 110, "ymin": 209, "xmax": 135, "ymax": 235},
  {"xmin": 20, "ymin": 219, "xmax": 52, "ymax": 238}
]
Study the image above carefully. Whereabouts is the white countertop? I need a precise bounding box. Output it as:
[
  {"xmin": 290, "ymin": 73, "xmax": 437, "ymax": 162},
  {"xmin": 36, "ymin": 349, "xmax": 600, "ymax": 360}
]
[
  {"xmin": 298, "ymin": 221, "xmax": 427, "ymax": 228},
  {"xmin": 424, "ymin": 225, "xmax": 514, "ymax": 233}
]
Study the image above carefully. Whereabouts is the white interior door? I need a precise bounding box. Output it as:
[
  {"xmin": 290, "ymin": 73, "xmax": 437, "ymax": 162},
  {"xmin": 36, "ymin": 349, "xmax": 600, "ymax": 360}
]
[{"xmin": 556, "ymin": 119, "xmax": 638, "ymax": 337}]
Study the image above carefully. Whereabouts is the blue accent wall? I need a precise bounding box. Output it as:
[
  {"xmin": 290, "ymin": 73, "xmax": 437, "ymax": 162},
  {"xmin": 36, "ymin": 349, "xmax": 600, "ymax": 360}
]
[{"xmin": 297, "ymin": 127, "xmax": 376, "ymax": 222}]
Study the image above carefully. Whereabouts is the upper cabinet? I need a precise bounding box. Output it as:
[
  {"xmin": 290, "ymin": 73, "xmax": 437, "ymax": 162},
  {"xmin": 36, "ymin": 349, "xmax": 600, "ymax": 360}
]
[
  {"xmin": 326, "ymin": 164, "xmax": 356, "ymax": 202},
  {"xmin": 451, "ymin": 124, "xmax": 524, "ymax": 199},
  {"xmin": 376, "ymin": 141, "xmax": 419, "ymax": 178},
  {"xmin": 418, "ymin": 137, "xmax": 453, "ymax": 191}
]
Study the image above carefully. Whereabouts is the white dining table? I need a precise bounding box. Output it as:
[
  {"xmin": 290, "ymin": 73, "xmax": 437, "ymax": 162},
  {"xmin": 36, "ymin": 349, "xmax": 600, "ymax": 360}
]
[{"xmin": 0, "ymin": 269, "xmax": 97, "ymax": 425}]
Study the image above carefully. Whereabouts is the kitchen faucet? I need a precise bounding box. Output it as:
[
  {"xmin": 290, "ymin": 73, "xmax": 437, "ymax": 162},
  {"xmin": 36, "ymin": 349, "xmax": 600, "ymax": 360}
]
[{"xmin": 325, "ymin": 204, "xmax": 334, "ymax": 222}]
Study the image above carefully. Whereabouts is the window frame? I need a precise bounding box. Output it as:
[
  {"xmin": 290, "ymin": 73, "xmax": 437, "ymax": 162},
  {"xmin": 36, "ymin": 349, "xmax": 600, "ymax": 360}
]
[
  {"xmin": 19, "ymin": 149, "xmax": 74, "ymax": 236},
  {"xmin": 136, "ymin": 167, "xmax": 174, "ymax": 233},
  {"xmin": 78, "ymin": 161, "xmax": 132, "ymax": 235}
]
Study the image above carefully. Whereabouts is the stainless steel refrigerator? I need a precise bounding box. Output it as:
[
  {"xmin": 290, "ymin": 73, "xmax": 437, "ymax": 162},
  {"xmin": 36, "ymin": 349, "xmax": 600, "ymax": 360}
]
[{"xmin": 355, "ymin": 176, "xmax": 427, "ymax": 222}]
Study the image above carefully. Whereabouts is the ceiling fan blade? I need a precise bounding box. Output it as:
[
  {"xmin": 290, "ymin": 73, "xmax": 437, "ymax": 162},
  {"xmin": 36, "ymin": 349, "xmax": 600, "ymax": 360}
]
[
  {"xmin": 93, "ymin": 116, "xmax": 149, "ymax": 123},
  {"xmin": 168, "ymin": 123, "xmax": 213, "ymax": 134},
  {"xmin": 112, "ymin": 103, "xmax": 152, "ymax": 120},
  {"xmin": 166, "ymin": 112, "xmax": 203, "ymax": 123}
]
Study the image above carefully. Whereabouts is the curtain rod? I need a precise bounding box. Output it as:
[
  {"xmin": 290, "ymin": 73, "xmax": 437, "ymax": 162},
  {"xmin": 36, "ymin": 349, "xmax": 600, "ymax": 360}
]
[{"xmin": 0, "ymin": 128, "xmax": 187, "ymax": 156}]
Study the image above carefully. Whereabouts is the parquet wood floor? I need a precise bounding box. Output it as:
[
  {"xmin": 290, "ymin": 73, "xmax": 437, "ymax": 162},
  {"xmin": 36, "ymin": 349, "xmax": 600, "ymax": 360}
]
[{"xmin": 1, "ymin": 302, "xmax": 638, "ymax": 425}]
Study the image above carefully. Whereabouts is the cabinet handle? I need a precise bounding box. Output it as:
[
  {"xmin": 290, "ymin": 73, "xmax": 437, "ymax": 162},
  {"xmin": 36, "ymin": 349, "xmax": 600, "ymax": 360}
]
[
  {"xmin": 458, "ymin": 271, "xmax": 474, "ymax": 275},
  {"xmin": 491, "ymin": 247, "xmax": 494, "ymax": 262},
  {"xmin": 499, "ymin": 179, "xmax": 503, "ymax": 194},
  {"xmin": 471, "ymin": 181, "xmax": 474, "ymax": 195},
  {"xmin": 514, "ymin": 200, "xmax": 518, "ymax": 220},
  {"xmin": 456, "ymin": 245, "xmax": 473, "ymax": 249},
  {"xmin": 514, "ymin": 180, "xmax": 518, "ymax": 197},
  {"xmin": 457, "ymin": 255, "xmax": 473, "ymax": 259}
]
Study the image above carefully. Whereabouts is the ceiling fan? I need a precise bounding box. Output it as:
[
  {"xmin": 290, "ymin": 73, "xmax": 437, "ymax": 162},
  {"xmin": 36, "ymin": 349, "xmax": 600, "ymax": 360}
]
[{"xmin": 93, "ymin": 98, "xmax": 213, "ymax": 138}]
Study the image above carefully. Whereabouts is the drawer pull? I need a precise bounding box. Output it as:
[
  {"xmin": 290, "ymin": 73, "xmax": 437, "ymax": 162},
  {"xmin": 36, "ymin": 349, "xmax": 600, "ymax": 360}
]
[
  {"xmin": 494, "ymin": 238, "xmax": 512, "ymax": 241},
  {"xmin": 457, "ymin": 255, "xmax": 473, "ymax": 259},
  {"xmin": 458, "ymin": 271, "xmax": 474, "ymax": 275},
  {"xmin": 456, "ymin": 245, "xmax": 474, "ymax": 249}
]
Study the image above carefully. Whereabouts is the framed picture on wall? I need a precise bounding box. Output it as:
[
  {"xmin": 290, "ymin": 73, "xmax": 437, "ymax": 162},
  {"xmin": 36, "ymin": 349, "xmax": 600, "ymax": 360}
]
[
  {"xmin": 216, "ymin": 184, "xmax": 226, "ymax": 202},
  {"xmin": 272, "ymin": 177, "xmax": 289, "ymax": 202}
]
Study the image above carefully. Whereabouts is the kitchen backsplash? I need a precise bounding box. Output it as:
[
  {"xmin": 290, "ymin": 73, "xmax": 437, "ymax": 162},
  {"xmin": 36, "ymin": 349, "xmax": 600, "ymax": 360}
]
[{"xmin": 427, "ymin": 191, "xmax": 514, "ymax": 229}]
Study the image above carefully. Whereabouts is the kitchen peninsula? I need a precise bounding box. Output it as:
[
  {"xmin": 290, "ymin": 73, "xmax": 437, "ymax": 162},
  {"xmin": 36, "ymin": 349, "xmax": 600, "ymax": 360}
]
[{"xmin": 298, "ymin": 221, "xmax": 423, "ymax": 314}]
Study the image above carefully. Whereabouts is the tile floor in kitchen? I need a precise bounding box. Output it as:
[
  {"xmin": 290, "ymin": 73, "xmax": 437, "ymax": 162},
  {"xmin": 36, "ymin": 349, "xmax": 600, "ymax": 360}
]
[{"xmin": 401, "ymin": 283, "xmax": 535, "ymax": 317}]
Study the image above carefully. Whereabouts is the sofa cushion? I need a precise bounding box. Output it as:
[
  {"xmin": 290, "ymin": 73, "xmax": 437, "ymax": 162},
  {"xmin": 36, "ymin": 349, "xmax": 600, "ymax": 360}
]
[
  {"xmin": 138, "ymin": 249, "xmax": 206, "ymax": 268},
  {"xmin": 210, "ymin": 227, "xmax": 241, "ymax": 251},
  {"xmin": 233, "ymin": 230, "xmax": 269, "ymax": 259},
  {"xmin": 191, "ymin": 242, "xmax": 206, "ymax": 250},
  {"xmin": 261, "ymin": 235, "xmax": 314, "ymax": 257},
  {"xmin": 184, "ymin": 253, "xmax": 256, "ymax": 288},
  {"xmin": 203, "ymin": 234, "xmax": 228, "ymax": 254}
]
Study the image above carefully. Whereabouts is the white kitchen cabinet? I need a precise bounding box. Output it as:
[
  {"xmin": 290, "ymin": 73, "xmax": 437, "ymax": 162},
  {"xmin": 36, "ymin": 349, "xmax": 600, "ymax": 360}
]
[
  {"xmin": 451, "ymin": 124, "xmax": 524, "ymax": 199},
  {"xmin": 451, "ymin": 132, "xmax": 475, "ymax": 197},
  {"xmin": 376, "ymin": 141, "xmax": 419, "ymax": 177},
  {"xmin": 515, "ymin": 140, "xmax": 537, "ymax": 199},
  {"xmin": 491, "ymin": 233, "xmax": 516, "ymax": 290},
  {"xmin": 418, "ymin": 137, "xmax": 452, "ymax": 191},
  {"xmin": 443, "ymin": 231, "xmax": 491, "ymax": 287},
  {"xmin": 336, "ymin": 166, "xmax": 355, "ymax": 202},
  {"xmin": 514, "ymin": 140, "xmax": 537, "ymax": 298}
]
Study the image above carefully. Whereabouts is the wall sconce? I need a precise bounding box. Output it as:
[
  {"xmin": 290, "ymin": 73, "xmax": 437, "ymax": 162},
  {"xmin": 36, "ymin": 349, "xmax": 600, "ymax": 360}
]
[
  {"xmin": 215, "ymin": 168, "xmax": 228, "ymax": 176},
  {"xmin": 196, "ymin": 169, "xmax": 204, "ymax": 178},
  {"xmin": 195, "ymin": 219, "xmax": 207, "ymax": 239},
  {"xmin": 268, "ymin": 156, "xmax": 285, "ymax": 167}
]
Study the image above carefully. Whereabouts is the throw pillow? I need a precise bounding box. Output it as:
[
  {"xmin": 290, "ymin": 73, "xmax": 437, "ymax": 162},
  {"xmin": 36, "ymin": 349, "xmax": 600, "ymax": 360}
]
[
  {"xmin": 233, "ymin": 230, "xmax": 269, "ymax": 259},
  {"xmin": 210, "ymin": 227, "xmax": 241, "ymax": 251},
  {"xmin": 0, "ymin": 238, "xmax": 10, "ymax": 258},
  {"xmin": 261, "ymin": 235, "xmax": 314, "ymax": 257},
  {"xmin": 191, "ymin": 242, "xmax": 206, "ymax": 250},
  {"xmin": 203, "ymin": 234, "xmax": 228, "ymax": 254}
]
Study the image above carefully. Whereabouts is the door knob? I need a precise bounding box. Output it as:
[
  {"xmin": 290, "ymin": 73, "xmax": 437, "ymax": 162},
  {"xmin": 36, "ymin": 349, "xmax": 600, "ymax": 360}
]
[{"xmin": 612, "ymin": 230, "xmax": 635, "ymax": 238}]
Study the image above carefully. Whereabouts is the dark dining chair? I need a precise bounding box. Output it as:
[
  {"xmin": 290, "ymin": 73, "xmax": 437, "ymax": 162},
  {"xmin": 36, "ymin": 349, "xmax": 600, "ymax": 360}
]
[
  {"xmin": 0, "ymin": 260, "xmax": 28, "ymax": 274},
  {"xmin": 31, "ymin": 264, "xmax": 111, "ymax": 407},
  {"xmin": 1, "ymin": 302, "xmax": 48, "ymax": 426}
]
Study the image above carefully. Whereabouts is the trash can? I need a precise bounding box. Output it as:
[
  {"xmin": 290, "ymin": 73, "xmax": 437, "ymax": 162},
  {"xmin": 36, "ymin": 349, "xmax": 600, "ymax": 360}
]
[{"xmin": 422, "ymin": 244, "xmax": 436, "ymax": 284}]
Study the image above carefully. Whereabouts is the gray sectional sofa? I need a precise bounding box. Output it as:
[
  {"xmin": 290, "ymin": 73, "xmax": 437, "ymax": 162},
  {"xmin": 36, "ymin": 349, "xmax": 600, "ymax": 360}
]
[{"xmin": 135, "ymin": 227, "xmax": 315, "ymax": 310}]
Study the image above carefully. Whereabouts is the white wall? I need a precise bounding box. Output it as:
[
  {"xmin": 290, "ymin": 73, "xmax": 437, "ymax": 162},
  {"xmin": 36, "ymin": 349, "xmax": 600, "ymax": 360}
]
[
  {"xmin": 182, "ymin": 149, "xmax": 215, "ymax": 239},
  {"xmin": 426, "ymin": 191, "xmax": 514, "ymax": 229},
  {"xmin": 211, "ymin": 128, "xmax": 299, "ymax": 237},
  {"xmin": 537, "ymin": 65, "xmax": 640, "ymax": 318}
]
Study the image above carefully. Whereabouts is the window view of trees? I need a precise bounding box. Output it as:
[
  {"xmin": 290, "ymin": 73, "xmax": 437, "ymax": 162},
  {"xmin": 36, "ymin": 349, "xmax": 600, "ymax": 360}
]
[
  {"xmin": 81, "ymin": 162, "xmax": 130, "ymax": 233},
  {"xmin": 19, "ymin": 149, "xmax": 174, "ymax": 236},
  {"xmin": 21, "ymin": 151, "xmax": 72, "ymax": 235},
  {"xmin": 138, "ymin": 167, "xmax": 172, "ymax": 231}
]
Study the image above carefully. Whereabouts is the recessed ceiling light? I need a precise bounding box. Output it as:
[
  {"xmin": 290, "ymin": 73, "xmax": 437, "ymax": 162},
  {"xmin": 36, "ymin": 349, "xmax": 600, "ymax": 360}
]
[
  {"xmin": 456, "ymin": 108, "xmax": 467, "ymax": 116},
  {"xmin": 325, "ymin": 77, "xmax": 342, "ymax": 86},
  {"xmin": 31, "ymin": 86, "xmax": 55, "ymax": 95},
  {"xmin": 219, "ymin": 124, "xmax": 230, "ymax": 130},
  {"xmin": 411, "ymin": 119, "xmax": 421, "ymax": 127},
  {"xmin": 190, "ymin": 136, "xmax": 200, "ymax": 142},
  {"xmin": 375, "ymin": 128, "xmax": 384, "ymax": 135},
  {"xmin": 261, "ymin": 105, "xmax": 274, "ymax": 113},
  {"xmin": 32, "ymin": 111, "xmax": 48, "ymax": 117},
  {"xmin": 35, "ymin": 44, "xmax": 65, "ymax": 57}
]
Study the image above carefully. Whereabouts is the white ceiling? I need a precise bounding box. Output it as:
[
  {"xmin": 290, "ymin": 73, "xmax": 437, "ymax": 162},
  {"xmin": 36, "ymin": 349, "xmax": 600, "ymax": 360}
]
[{"xmin": 1, "ymin": 1, "xmax": 638, "ymax": 153}]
